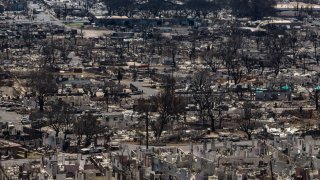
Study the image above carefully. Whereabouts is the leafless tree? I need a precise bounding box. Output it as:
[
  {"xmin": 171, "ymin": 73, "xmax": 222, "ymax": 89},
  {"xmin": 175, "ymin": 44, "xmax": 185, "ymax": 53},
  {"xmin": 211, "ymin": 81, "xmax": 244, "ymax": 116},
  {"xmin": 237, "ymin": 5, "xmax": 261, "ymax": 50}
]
[
  {"xmin": 238, "ymin": 101, "xmax": 261, "ymax": 140},
  {"xmin": 134, "ymin": 98, "xmax": 154, "ymax": 149},
  {"xmin": 116, "ymin": 68, "xmax": 123, "ymax": 84},
  {"xmin": 83, "ymin": 41, "xmax": 95, "ymax": 62},
  {"xmin": 190, "ymin": 70, "xmax": 217, "ymax": 131},
  {"xmin": 39, "ymin": 36, "xmax": 58, "ymax": 67},
  {"xmin": 73, "ymin": 113, "xmax": 106, "ymax": 147},
  {"xmin": 215, "ymin": 92, "xmax": 226, "ymax": 129},
  {"xmin": 189, "ymin": 40, "xmax": 197, "ymax": 62},
  {"xmin": 240, "ymin": 50, "xmax": 257, "ymax": 74},
  {"xmin": 28, "ymin": 70, "xmax": 57, "ymax": 112},
  {"xmin": 201, "ymin": 49, "xmax": 217, "ymax": 72},
  {"xmin": 151, "ymin": 87, "xmax": 186, "ymax": 141},
  {"xmin": 45, "ymin": 100, "xmax": 74, "ymax": 138},
  {"xmin": 161, "ymin": 40, "xmax": 179, "ymax": 68},
  {"xmin": 309, "ymin": 31, "xmax": 319, "ymax": 64},
  {"xmin": 215, "ymin": 28, "xmax": 244, "ymax": 84},
  {"xmin": 287, "ymin": 30, "xmax": 299, "ymax": 65},
  {"xmin": 263, "ymin": 34, "xmax": 287, "ymax": 76}
]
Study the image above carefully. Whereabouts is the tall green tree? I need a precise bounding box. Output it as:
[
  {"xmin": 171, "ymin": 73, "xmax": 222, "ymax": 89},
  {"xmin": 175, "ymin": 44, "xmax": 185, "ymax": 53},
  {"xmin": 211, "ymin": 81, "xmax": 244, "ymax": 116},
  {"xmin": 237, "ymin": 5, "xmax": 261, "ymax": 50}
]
[
  {"xmin": 103, "ymin": 0, "xmax": 135, "ymax": 17},
  {"xmin": 139, "ymin": 0, "xmax": 173, "ymax": 17},
  {"xmin": 229, "ymin": 0, "xmax": 276, "ymax": 20},
  {"xmin": 184, "ymin": 0, "xmax": 219, "ymax": 18}
]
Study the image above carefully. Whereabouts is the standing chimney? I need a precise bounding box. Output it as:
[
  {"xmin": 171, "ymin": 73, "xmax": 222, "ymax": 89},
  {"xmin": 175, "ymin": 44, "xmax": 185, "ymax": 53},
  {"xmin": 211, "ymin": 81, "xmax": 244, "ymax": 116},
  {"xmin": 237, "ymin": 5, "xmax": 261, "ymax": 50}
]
[
  {"xmin": 203, "ymin": 140, "xmax": 207, "ymax": 152},
  {"xmin": 211, "ymin": 139, "xmax": 215, "ymax": 151}
]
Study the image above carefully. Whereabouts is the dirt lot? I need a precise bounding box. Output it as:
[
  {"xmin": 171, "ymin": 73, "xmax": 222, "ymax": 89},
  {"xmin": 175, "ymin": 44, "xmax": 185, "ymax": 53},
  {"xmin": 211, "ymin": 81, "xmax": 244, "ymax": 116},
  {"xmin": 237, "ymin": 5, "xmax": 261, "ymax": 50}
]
[{"xmin": 82, "ymin": 29, "xmax": 113, "ymax": 38}]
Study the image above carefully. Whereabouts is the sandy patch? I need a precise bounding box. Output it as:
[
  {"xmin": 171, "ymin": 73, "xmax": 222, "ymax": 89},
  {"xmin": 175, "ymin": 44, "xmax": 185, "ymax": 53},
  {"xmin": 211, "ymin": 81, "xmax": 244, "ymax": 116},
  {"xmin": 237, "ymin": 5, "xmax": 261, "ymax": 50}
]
[{"xmin": 81, "ymin": 29, "xmax": 113, "ymax": 38}]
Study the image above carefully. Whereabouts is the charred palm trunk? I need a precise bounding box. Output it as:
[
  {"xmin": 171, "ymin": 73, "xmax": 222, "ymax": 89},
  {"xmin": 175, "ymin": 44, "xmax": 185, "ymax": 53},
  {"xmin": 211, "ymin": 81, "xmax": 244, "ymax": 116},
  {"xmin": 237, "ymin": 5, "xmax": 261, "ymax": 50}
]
[{"xmin": 38, "ymin": 96, "xmax": 44, "ymax": 112}]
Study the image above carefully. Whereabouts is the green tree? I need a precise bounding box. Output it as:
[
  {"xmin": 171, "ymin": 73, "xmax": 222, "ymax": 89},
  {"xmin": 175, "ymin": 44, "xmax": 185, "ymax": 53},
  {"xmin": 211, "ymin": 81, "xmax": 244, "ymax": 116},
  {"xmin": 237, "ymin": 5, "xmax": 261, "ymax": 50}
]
[
  {"xmin": 229, "ymin": 0, "xmax": 276, "ymax": 20},
  {"xmin": 184, "ymin": 0, "xmax": 219, "ymax": 18},
  {"xmin": 139, "ymin": 0, "xmax": 171, "ymax": 17},
  {"xmin": 103, "ymin": 0, "xmax": 135, "ymax": 17}
]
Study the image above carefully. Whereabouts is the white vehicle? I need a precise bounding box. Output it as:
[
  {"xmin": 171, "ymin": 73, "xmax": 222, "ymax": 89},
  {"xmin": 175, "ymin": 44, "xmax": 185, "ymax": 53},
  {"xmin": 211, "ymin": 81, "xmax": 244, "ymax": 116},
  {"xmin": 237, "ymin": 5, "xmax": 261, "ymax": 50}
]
[
  {"xmin": 137, "ymin": 77, "xmax": 144, "ymax": 82},
  {"xmin": 110, "ymin": 141, "xmax": 120, "ymax": 150},
  {"xmin": 7, "ymin": 122, "xmax": 14, "ymax": 129},
  {"xmin": 80, "ymin": 146, "xmax": 105, "ymax": 154}
]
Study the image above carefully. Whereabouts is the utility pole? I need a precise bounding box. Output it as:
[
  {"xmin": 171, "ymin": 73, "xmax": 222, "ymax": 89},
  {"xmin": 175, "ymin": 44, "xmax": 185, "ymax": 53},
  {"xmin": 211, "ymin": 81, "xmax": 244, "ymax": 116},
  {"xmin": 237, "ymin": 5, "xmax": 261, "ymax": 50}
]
[
  {"xmin": 269, "ymin": 159, "xmax": 274, "ymax": 180},
  {"xmin": 316, "ymin": 89, "xmax": 319, "ymax": 110},
  {"xmin": 50, "ymin": 29, "xmax": 54, "ymax": 65},
  {"xmin": 105, "ymin": 87, "xmax": 110, "ymax": 112},
  {"xmin": 64, "ymin": 2, "xmax": 67, "ymax": 22},
  {"xmin": 171, "ymin": 65, "xmax": 174, "ymax": 95},
  {"xmin": 146, "ymin": 109, "xmax": 149, "ymax": 149}
]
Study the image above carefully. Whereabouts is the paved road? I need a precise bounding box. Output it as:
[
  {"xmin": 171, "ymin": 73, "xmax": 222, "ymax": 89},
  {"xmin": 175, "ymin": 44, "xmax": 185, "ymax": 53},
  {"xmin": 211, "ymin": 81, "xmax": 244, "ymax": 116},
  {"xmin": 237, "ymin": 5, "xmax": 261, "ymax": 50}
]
[
  {"xmin": 28, "ymin": 2, "xmax": 65, "ymax": 27},
  {"xmin": 122, "ymin": 80, "xmax": 159, "ymax": 98},
  {"xmin": 5, "ymin": 2, "xmax": 65, "ymax": 27},
  {"xmin": 131, "ymin": 81, "xmax": 159, "ymax": 97}
]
